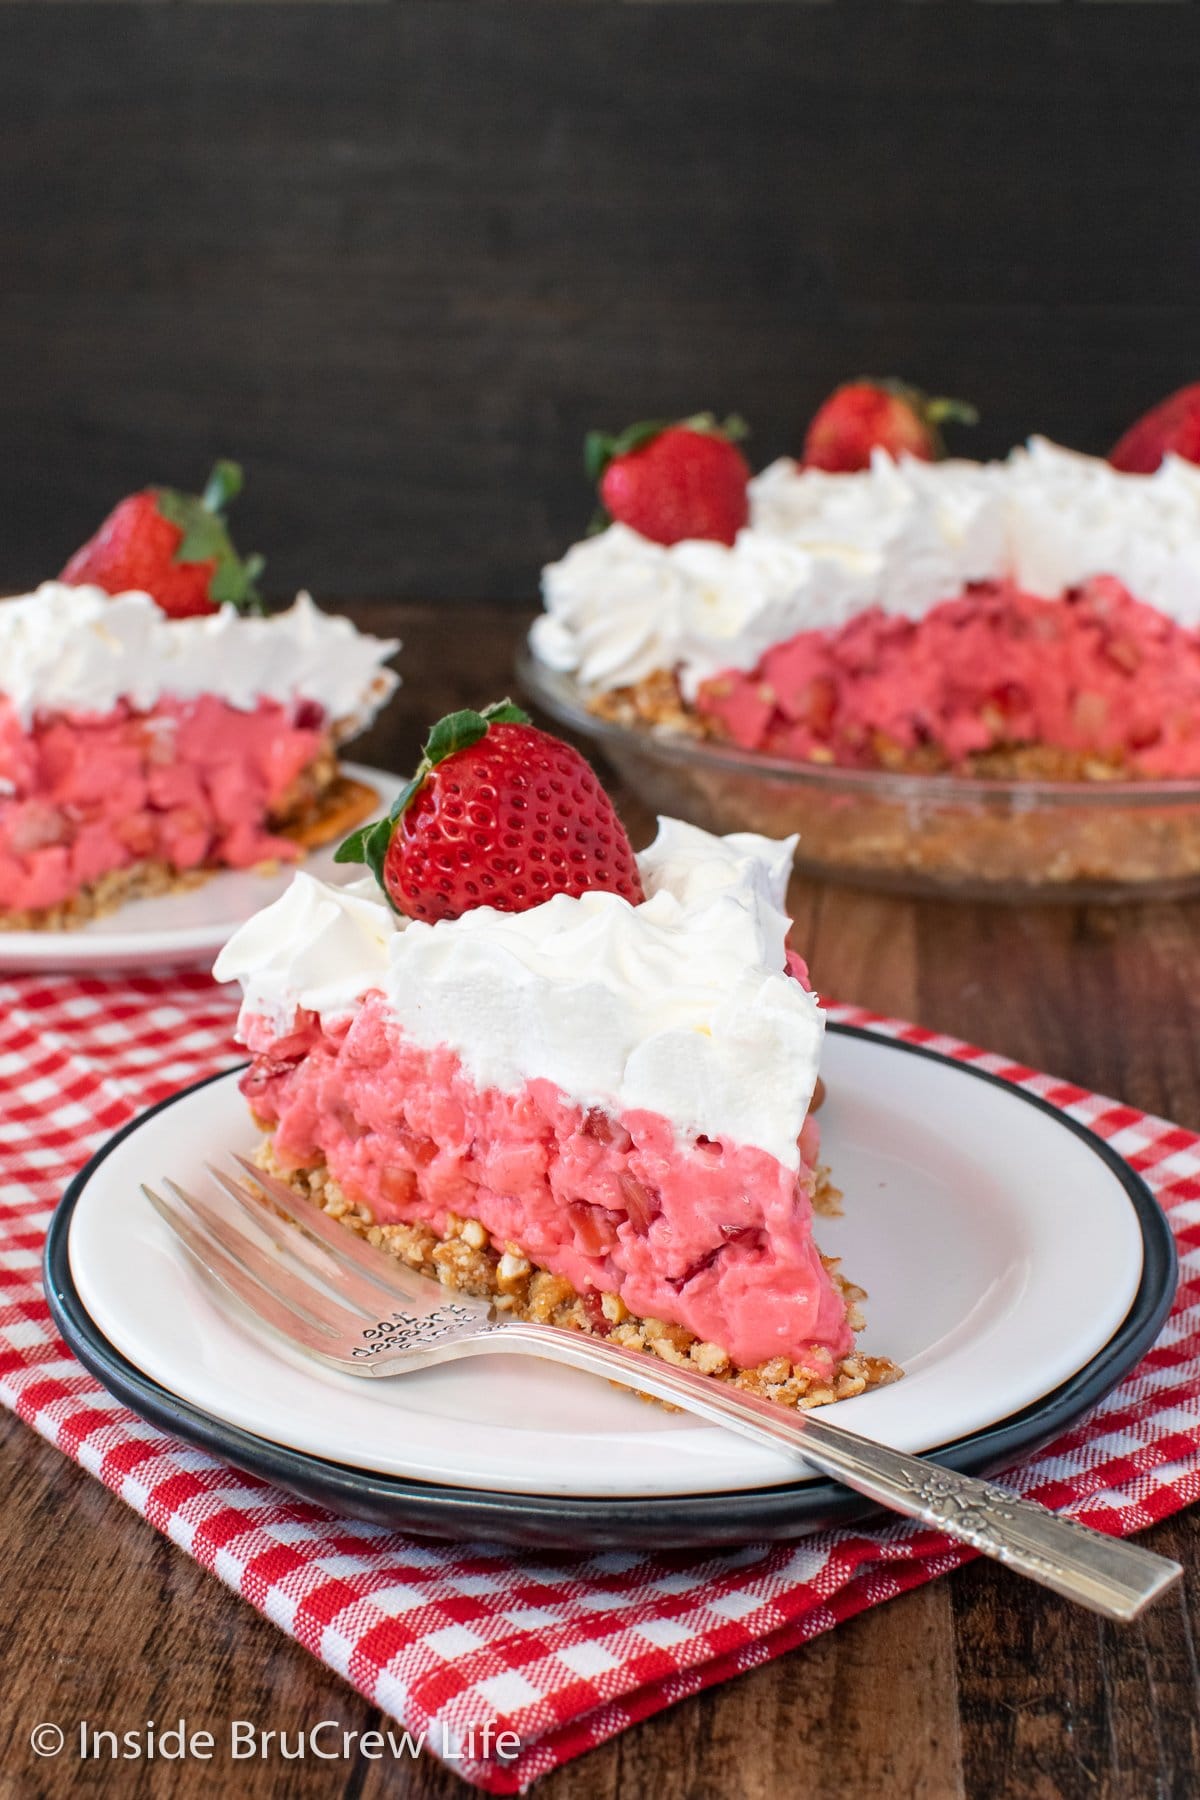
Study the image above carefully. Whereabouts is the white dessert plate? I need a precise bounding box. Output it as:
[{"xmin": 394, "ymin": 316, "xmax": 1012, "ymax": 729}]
[
  {"xmin": 0, "ymin": 762, "xmax": 397, "ymax": 973},
  {"xmin": 50, "ymin": 1026, "xmax": 1175, "ymax": 1538}
]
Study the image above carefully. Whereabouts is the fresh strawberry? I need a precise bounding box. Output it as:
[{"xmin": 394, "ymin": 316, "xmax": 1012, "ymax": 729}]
[
  {"xmin": 60, "ymin": 460, "xmax": 264, "ymax": 619},
  {"xmin": 336, "ymin": 701, "xmax": 644, "ymax": 922},
  {"xmin": 586, "ymin": 413, "xmax": 751, "ymax": 546},
  {"xmin": 802, "ymin": 380, "xmax": 978, "ymax": 472},
  {"xmin": 1110, "ymin": 384, "xmax": 1200, "ymax": 474}
]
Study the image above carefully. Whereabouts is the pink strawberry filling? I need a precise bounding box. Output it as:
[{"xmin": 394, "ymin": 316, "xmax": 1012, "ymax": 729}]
[
  {"xmin": 0, "ymin": 694, "xmax": 326, "ymax": 913},
  {"xmin": 240, "ymin": 997, "xmax": 849, "ymax": 1373},
  {"xmin": 696, "ymin": 577, "xmax": 1200, "ymax": 776}
]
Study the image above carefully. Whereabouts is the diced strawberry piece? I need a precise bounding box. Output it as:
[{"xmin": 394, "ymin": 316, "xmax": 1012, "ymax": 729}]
[
  {"xmin": 670, "ymin": 1227, "xmax": 763, "ymax": 1292},
  {"xmin": 380, "ymin": 1166, "xmax": 418, "ymax": 1207},
  {"xmin": 397, "ymin": 1127, "xmax": 439, "ymax": 1167},
  {"xmin": 616, "ymin": 1170, "xmax": 659, "ymax": 1232},
  {"xmin": 294, "ymin": 699, "xmax": 326, "ymax": 732},
  {"xmin": 9, "ymin": 804, "xmax": 67, "ymax": 855},
  {"xmin": 580, "ymin": 1291, "xmax": 612, "ymax": 1336},
  {"xmin": 569, "ymin": 1201, "xmax": 621, "ymax": 1257},
  {"xmin": 581, "ymin": 1107, "xmax": 634, "ymax": 1153}
]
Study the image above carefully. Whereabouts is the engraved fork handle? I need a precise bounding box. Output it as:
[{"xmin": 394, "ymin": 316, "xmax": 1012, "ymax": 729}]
[{"xmin": 456, "ymin": 1320, "xmax": 1180, "ymax": 1620}]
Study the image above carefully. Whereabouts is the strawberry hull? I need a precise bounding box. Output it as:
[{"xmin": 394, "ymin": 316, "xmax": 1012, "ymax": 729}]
[{"xmin": 0, "ymin": 694, "xmax": 326, "ymax": 915}]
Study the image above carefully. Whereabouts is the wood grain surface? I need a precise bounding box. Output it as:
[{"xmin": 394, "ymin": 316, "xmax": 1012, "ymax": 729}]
[
  {"xmin": 2, "ymin": 2, "xmax": 1199, "ymax": 599},
  {"xmin": 2, "ymin": 603, "xmax": 1197, "ymax": 1800}
]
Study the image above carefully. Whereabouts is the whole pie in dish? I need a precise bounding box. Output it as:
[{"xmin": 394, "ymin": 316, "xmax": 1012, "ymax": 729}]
[
  {"xmin": 214, "ymin": 702, "xmax": 899, "ymax": 1409},
  {"xmin": 1, "ymin": 463, "xmax": 398, "ymax": 929},
  {"xmin": 532, "ymin": 428, "xmax": 1200, "ymax": 781}
]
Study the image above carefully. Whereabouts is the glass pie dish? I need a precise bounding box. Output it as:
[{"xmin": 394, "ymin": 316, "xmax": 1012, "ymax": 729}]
[{"xmin": 518, "ymin": 650, "xmax": 1200, "ymax": 903}]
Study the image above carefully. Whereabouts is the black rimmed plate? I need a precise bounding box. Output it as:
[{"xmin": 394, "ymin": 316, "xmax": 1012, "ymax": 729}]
[{"xmin": 44, "ymin": 1027, "xmax": 1177, "ymax": 1548}]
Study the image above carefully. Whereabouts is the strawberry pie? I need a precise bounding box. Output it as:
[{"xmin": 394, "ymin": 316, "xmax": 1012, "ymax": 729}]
[
  {"xmin": 533, "ymin": 434, "xmax": 1200, "ymax": 780},
  {"xmin": 214, "ymin": 704, "xmax": 898, "ymax": 1410},
  {"xmin": 1, "ymin": 463, "xmax": 398, "ymax": 929}
]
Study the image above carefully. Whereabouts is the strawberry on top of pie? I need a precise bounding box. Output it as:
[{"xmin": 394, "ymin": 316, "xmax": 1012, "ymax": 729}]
[
  {"xmin": 214, "ymin": 704, "xmax": 898, "ymax": 1408},
  {"xmin": 1, "ymin": 462, "xmax": 398, "ymax": 928}
]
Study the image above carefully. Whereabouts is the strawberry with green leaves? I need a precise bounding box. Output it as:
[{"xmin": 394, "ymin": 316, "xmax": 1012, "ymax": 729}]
[
  {"xmin": 337, "ymin": 701, "xmax": 645, "ymax": 922},
  {"xmin": 802, "ymin": 380, "xmax": 978, "ymax": 473},
  {"xmin": 60, "ymin": 460, "xmax": 264, "ymax": 619},
  {"xmin": 586, "ymin": 413, "xmax": 752, "ymax": 546}
]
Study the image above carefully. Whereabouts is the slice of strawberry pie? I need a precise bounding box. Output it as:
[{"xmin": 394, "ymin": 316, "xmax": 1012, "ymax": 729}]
[
  {"xmin": 214, "ymin": 703, "xmax": 899, "ymax": 1408},
  {"xmin": 1, "ymin": 462, "xmax": 398, "ymax": 928}
]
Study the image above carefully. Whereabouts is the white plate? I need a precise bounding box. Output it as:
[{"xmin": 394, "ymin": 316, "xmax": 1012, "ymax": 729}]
[
  {"xmin": 66, "ymin": 1029, "xmax": 1146, "ymax": 1498},
  {"xmin": 0, "ymin": 762, "xmax": 397, "ymax": 973}
]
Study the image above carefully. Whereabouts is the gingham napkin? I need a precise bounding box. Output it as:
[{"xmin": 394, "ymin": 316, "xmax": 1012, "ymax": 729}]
[{"xmin": 2, "ymin": 969, "xmax": 1197, "ymax": 1793}]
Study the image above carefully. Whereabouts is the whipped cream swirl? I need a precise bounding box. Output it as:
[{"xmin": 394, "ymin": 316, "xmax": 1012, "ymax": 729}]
[
  {"xmin": 214, "ymin": 818, "xmax": 823, "ymax": 1170},
  {"xmin": 0, "ymin": 585, "xmax": 399, "ymax": 732},
  {"xmin": 533, "ymin": 438, "xmax": 1200, "ymax": 697}
]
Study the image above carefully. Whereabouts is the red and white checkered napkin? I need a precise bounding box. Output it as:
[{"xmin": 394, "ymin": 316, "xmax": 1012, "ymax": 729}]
[{"xmin": 2, "ymin": 972, "xmax": 1198, "ymax": 1793}]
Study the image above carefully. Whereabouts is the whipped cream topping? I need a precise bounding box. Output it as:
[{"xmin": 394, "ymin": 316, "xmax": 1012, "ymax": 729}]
[
  {"xmin": 533, "ymin": 438, "xmax": 1200, "ymax": 697},
  {"xmin": 214, "ymin": 818, "xmax": 823, "ymax": 1169},
  {"xmin": 0, "ymin": 585, "xmax": 399, "ymax": 732}
]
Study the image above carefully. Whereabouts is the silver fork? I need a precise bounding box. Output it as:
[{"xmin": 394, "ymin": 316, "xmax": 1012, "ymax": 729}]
[{"xmin": 141, "ymin": 1158, "xmax": 1182, "ymax": 1621}]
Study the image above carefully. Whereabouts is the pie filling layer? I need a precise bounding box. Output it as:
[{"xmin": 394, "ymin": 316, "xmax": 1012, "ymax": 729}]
[
  {"xmin": 241, "ymin": 996, "xmax": 864, "ymax": 1380},
  {"xmin": 0, "ymin": 693, "xmax": 335, "ymax": 916},
  {"xmin": 684, "ymin": 579, "xmax": 1200, "ymax": 777}
]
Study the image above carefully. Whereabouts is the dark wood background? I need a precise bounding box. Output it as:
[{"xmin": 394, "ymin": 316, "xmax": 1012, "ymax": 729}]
[{"xmin": 3, "ymin": 2, "xmax": 1198, "ymax": 602}]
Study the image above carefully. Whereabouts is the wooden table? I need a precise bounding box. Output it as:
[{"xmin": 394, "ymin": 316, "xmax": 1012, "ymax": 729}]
[{"xmin": 4, "ymin": 603, "xmax": 1197, "ymax": 1800}]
